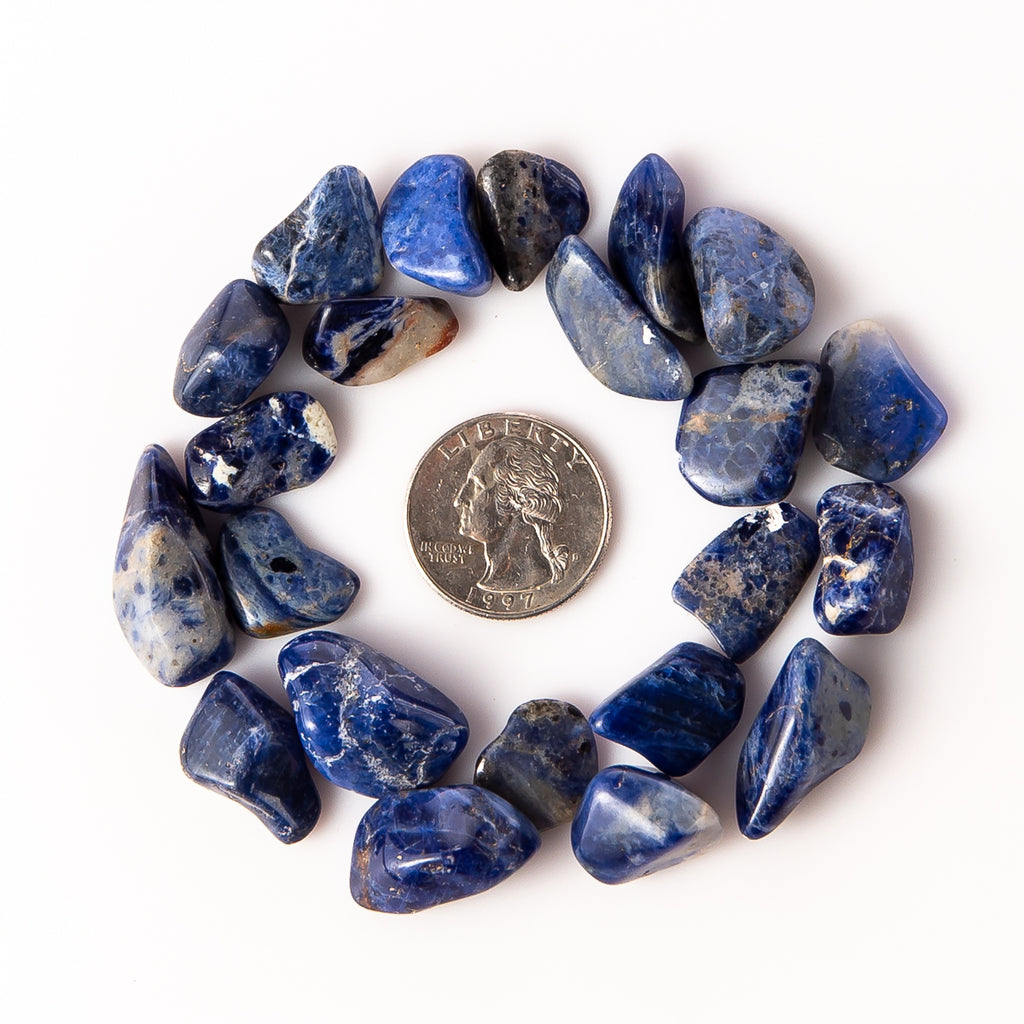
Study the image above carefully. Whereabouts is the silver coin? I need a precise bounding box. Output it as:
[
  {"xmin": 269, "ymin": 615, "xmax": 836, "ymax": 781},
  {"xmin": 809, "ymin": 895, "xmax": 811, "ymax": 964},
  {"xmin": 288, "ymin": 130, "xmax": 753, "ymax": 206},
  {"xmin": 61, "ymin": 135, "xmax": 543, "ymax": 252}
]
[{"xmin": 407, "ymin": 412, "xmax": 612, "ymax": 619}]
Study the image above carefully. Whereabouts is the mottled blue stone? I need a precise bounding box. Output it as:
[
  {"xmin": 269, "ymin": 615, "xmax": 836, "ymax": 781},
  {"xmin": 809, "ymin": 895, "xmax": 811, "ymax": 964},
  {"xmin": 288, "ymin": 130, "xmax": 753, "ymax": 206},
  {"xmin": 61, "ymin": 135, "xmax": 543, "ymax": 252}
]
[
  {"xmin": 252, "ymin": 165, "xmax": 383, "ymax": 304},
  {"xmin": 350, "ymin": 786, "xmax": 540, "ymax": 913},
  {"xmin": 173, "ymin": 280, "xmax": 290, "ymax": 417},
  {"xmin": 676, "ymin": 360, "xmax": 821, "ymax": 505},
  {"xmin": 814, "ymin": 319, "xmax": 948, "ymax": 482},
  {"xmin": 180, "ymin": 671, "xmax": 320, "ymax": 843},
  {"xmin": 571, "ymin": 766, "xmax": 721, "ymax": 885},
  {"xmin": 672, "ymin": 503, "xmax": 820, "ymax": 662},
  {"xmin": 113, "ymin": 445, "xmax": 234, "ymax": 686},
  {"xmin": 815, "ymin": 483, "xmax": 913, "ymax": 635},
  {"xmin": 278, "ymin": 631, "xmax": 469, "ymax": 798},
  {"xmin": 184, "ymin": 391, "xmax": 336, "ymax": 512},
  {"xmin": 546, "ymin": 235, "xmax": 693, "ymax": 401},
  {"xmin": 589, "ymin": 642, "xmax": 745, "ymax": 776},
  {"xmin": 381, "ymin": 155, "xmax": 492, "ymax": 296},
  {"xmin": 737, "ymin": 638, "xmax": 870, "ymax": 839},
  {"xmin": 685, "ymin": 206, "xmax": 815, "ymax": 360},
  {"xmin": 608, "ymin": 153, "xmax": 704, "ymax": 343}
]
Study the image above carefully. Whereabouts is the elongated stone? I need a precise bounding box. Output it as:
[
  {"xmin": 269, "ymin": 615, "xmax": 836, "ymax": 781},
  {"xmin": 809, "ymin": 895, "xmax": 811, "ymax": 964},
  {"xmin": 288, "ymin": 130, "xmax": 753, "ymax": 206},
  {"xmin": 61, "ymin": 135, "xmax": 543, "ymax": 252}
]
[
  {"xmin": 180, "ymin": 671, "xmax": 321, "ymax": 843},
  {"xmin": 546, "ymin": 235, "xmax": 693, "ymax": 401},
  {"xmin": 737, "ymin": 638, "xmax": 870, "ymax": 839},
  {"xmin": 672, "ymin": 503, "xmax": 820, "ymax": 662},
  {"xmin": 351, "ymin": 786, "xmax": 540, "ymax": 913},
  {"xmin": 113, "ymin": 445, "xmax": 234, "ymax": 686},
  {"xmin": 185, "ymin": 391, "xmax": 336, "ymax": 512},
  {"xmin": 278, "ymin": 631, "xmax": 469, "ymax": 797}
]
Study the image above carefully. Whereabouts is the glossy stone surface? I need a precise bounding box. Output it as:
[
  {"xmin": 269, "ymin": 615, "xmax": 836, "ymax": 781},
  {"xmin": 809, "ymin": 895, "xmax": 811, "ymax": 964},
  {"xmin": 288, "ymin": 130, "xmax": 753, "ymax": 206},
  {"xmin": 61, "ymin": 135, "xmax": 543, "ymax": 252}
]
[
  {"xmin": 113, "ymin": 445, "xmax": 234, "ymax": 686},
  {"xmin": 676, "ymin": 360, "xmax": 821, "ymax": 505},
  {"xmin": 278, "ymin": 631, "xmax": 469, "ymax": 798},
  {"xmin": 546, "ymin": 235, "xmax": 693, "ymax": 401},
  {"xmin": 737, "ymin": 638, "xmax": 870, "ymax": 839},
  {"xmin": 476, "ymin": 149, "xmax": 589, "ymax": 291},
  {"xmin": 571, "ymin": 766, "xmax": 721, "ymax": 885},
  {"xmin": 252, "ymin": 165, "xmax": 383, "ymax": 304},
  {"xmin": 607, "ymin": 153, "xmax": 703, "ymax": 343},
  {"xmin": 815, "ymin": 483, "xmax": 913, "ymax": 635},
  {"xmin": 685, "ymin": 206, "xmax": 815, "ymax": 360},
  {"xmin": 589, "ymin": 642, "xmax": 744, "ymax": 776},
  {"xmin": 180, "ymin": 671, "xmax": 320, "ymax": 843},
  {"xmin": 474, "ymin": 699, "xmax": 598, "ymax": 830},
  {"xmin": 173, "ymin": 280, "xmax": 290, "ymax": 416},
  {"xmin": 814, "ymin": 319, "xmax": 948, "ymax": 482},
  {"xmin": 381, "ymin": 154, "xmax": 492, "ymax": 295},
  {"xmin": 673, "ymin": 503, "xmax": 820, "ymax": 662},
  {"xmin": 185, "ymin": 391, "xmax": 336, "ymax": 512},
  {"xmin": 351, "ymin": 786, "xmax": 540, "ymax": 913}
]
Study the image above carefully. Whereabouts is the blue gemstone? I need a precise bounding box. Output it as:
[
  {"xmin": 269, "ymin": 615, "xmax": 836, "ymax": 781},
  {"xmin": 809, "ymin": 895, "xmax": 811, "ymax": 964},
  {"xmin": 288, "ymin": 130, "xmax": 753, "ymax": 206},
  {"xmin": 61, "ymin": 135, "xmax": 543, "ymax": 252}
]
[
  {"xmin": 672, "ymin": 503, "xmax": 820, "ymax": 662},
  {"xmin": 571, "ymin": 766, "xmax": 721, "ymax": 885},
  {"xmin": 252, "ymin": 165, "xmax": 383, "ymax": 304},
  {"xmin": 381, "ymin": 155, "xmax": 492, "ymax": 296},
  {"xmin": 350, "ymin": 785, "xmax": 540, "ymax": 913},
  {"xmin": 113, "ymin": 445, "xmax": 234, "ymax": 686},
  {"xmin": 184, "ymin": 391, "xmax": 337, "ymax": 512},
  {"xmin": 546, "ymin": 235, "xmax": 693, "ymax": 401},
  {"xmin": 737, "ymin": 638, "xmax": 870, "ymax": 839},
  {"xmin": 676, "ymin": 360, "xmax": 821, "ymax": 505},
  {"xmin": 684, "ymin": 206, "xmax": 815, "ymax": 360},
  {"xmin": 278, "ymin": 631, "xmax": 469, "ymax": 798},
  {"xmin": 589, "ymin": 642, "xmax": 745, "ymax": 776},
  {"xmin": 608, "ymin": 153, "xmax": 703, "ymax": 343},
  {"xmin": 814, "ymin": 319, "xmax": 948, "ymax": 482},
  {"xmin": 180, "ymin": 671, "xmax": 321, "ymax": 843},
  {"xmin": 814, "ymin": 483, "xmax": 913, "ymax": 635}
]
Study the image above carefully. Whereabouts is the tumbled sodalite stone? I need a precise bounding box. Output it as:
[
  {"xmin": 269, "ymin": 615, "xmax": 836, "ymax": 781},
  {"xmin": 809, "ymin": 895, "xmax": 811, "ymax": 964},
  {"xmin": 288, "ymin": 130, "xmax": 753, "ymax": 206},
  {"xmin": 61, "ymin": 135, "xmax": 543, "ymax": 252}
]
[
  {"xmin": 218, "ymin": 507, "xmax": 359, "ymax": 638},
  {"xmin": 685, "ymin": 206, "xmax": 814, "ymax": 360},
  {"xmin": 571, "ymin": 766, "xmax": 721, "ymax": 885},
  {"xmin": 546, "ymin": 235, "xmax": 693, "ymax": 401},
  {"xmin": 303, "ymin": 297, "xmax": 458, "ymax": 386},
  {"xmin": 278, "ymin": 631, "xmax": 469, "ymax": 797},
  {"xmin": 672, "ymin": 503, "xmax": 820, "ymax": 662},
  {"xmin": 476, "ymin": 149, "xmax": 589, "ymax": 291},
  {"xmin": 381, "ymin": 155, "xmax": 492, "ymax": 296},
  {"xmin": 252, "ymin": 165, "xmax": 383, "ymax": 304},
  {"xmin": 180, "ymin": 671, "xmax": 321, "ymax": 843},
  {"xmin": 608, "ymin": 153, "xmax": 703, "ymax": 343},
  {"xmin": 676, "ymin": 360, "xmax": 821, "ymax": 505},
  {"xmin": 185, "ymin": 391, "xmax": 336, "ymax": 512},
  {"xmin": 814, "ymin": 319, "xmax": 948, "ymax": 482},
  {"xmin": 351, "ymin": 786, "xmax": 540, "ymax": 913},
  {"xmin": 113, "ymin": 445, "xmax": 234, "ymax": 686},
  {"xmin": 815, "ymin": 483, "xmax": 913, "ymax": 635},
  {"xmin": 590, "ymin": 642, "xmax": 744, "ymax": 776},
  {"xmin": 474, "ymin": 699, "xmax": 598, "ymax": 830},
  {"xmin": 737, "ymin": 637, "xmax": 870, "ymax": 839}
]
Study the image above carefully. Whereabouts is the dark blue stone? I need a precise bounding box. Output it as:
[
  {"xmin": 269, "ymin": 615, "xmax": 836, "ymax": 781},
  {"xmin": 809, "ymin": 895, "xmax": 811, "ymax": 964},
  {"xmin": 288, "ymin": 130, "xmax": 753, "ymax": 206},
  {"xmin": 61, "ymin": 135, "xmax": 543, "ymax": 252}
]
[
  {"xmin": 113, "ymin": 445, "xmax": 234, "ymax": 686},
  {"xmin": 589, "ymin": 642, "xmax": 745, "ymax": 776},
  {"xmin": 381, "ymin": 155, "xmax": 492, "ymax": 296},
  {"xmin": 172, "ymin": 280, "xmax": 290, "ymax": 417},
  {"xmin": 184, "ymin": 391, "xmax": 336, "ymax": 512},
  {"xmin": 676, "ymin": 360, "xmax": 821, "ymax": 505},
  {"xmin": 814, "ymin": 319, "xmax": 948, "ymax": 482},
  {"xmin": 350, "ymin": 786, "xmax": 540, "ymax": 913},
  {"xmin": 180, "ymin": 671, "xmax": 320, "ymax": 843},
  {"xmin": 814, "ymin": 483, "xmax": 913, "ymax": 635},
  {"xmin": 737, "ymin": 638, "xmax": 870, "ymax": 839},
  {"xmin": 672, "ymin": 503, "xmax": 820, "ymax": 662},
  {"xmin": 278, "ymin": 631, "xmax": 469, "ymax": 798},
  {"xmin": 684, "ymin": 206, "xmax": 815, "ymax": 360}
]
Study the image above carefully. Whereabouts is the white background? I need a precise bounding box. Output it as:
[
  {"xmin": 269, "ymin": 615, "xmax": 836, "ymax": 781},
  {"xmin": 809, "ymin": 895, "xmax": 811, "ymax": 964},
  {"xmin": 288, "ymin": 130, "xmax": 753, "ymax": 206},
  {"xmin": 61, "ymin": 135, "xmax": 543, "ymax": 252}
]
[{"xmin": 3, "ymin": 2, "xmax": 1020, "ymax": 1020}]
